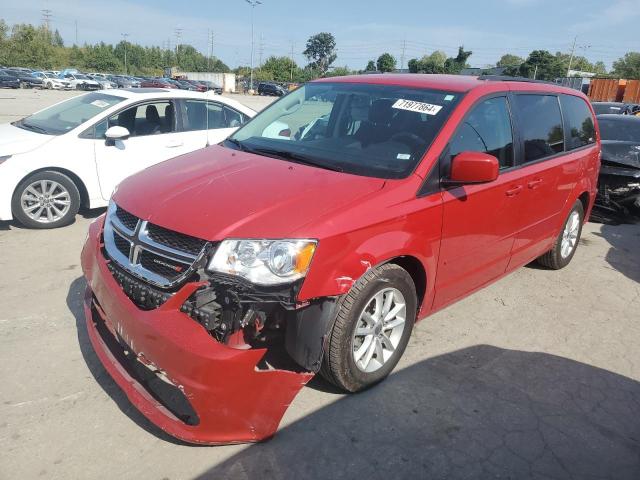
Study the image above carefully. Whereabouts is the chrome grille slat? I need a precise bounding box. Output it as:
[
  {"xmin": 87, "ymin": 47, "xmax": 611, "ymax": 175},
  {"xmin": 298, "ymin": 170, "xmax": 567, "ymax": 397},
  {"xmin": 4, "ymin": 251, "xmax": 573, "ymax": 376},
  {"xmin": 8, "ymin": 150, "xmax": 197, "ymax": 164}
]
[{"xmin": 103, "ymin": 203, "xmax": 209, "ymax": 289}]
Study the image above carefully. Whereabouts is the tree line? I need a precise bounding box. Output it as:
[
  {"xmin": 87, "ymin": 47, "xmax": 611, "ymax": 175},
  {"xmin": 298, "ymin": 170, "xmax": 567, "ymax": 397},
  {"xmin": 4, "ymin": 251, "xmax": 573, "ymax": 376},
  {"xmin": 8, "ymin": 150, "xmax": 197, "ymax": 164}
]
[
  {"xmin": 2, "ymin": 19, "xmax": 639, "ymax": 82},
  {"xmin": 0, "ymin": 19, "xmax": 229, "ymax": 75}
]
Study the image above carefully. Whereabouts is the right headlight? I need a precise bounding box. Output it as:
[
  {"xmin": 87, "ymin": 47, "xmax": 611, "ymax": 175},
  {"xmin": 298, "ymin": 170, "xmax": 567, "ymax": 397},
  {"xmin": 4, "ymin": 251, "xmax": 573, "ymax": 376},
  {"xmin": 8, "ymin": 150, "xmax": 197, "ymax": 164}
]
[{"xmin": 208, "ymin": 239, "xmax": 317, "ymax": 286}]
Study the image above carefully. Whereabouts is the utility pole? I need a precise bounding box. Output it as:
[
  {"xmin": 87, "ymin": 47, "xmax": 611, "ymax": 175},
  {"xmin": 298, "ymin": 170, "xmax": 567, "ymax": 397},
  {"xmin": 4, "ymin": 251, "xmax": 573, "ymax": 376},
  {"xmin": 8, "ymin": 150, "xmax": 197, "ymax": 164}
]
[
  {"xmin": 259, "ymin": 34, "xmax": 265, "ymax": 68},
  {"xmin": 41, "ymin": 9, "xmax": 52, "ymax": 31},
  {"xmin": 400, "ymin": 39, "xmax": 407, "ymax": 71},
  {"xmin": 174, "ymin": 27, "xmax": 183, "ymax": 64},
  {"xmin": 245, "ymin": 0, "xmax": 263, "ymax": 92},
  {"xmin": 566, "ymin": 35, "xmax": 577, "ymax": 77},
  {"xmin": 121, "ymin": 33, "xmax": 129, "ymax": 74},
  {"xmin": 290, "ymin": 42, "xmax": 295, "ymax": 81},
  {"xmin": 74, "ymin": 20, "xmax": 78, "ymax": 45},
  {"xmin": 208, "ymin": 30, "xmax": 215, "ymax": 70}
]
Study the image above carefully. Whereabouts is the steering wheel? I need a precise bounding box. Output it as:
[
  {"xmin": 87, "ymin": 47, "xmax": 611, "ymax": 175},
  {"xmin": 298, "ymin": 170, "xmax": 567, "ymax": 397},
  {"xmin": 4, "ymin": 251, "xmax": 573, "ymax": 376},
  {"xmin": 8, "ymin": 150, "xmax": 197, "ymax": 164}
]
[{"xmin": 390, "ymin": 132, "xmax": 425, "ymax": 151}]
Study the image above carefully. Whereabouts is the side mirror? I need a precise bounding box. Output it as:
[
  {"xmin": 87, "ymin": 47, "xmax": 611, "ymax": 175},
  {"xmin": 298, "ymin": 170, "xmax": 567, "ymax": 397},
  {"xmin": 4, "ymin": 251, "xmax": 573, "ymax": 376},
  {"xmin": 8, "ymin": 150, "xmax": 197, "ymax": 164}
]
[
  {"xmin": 105, "ymin": 126, "xmax": 130, "ymax": 146},
  {"xmin": 445, "ymin": 151, "xmax": 499, "ymax": 185}
]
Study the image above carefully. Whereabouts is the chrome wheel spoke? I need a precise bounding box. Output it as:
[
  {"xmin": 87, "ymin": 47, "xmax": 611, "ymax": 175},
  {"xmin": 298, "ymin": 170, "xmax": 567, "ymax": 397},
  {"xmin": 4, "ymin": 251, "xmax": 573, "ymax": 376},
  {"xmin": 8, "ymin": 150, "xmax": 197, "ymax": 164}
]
[
  {"xmin": 352, "ymin": 287, "xmax": 407, "ymax": 373},
  {"xmin": 24, "ymin": 203, "xmax": 42, "ymax": 212}
]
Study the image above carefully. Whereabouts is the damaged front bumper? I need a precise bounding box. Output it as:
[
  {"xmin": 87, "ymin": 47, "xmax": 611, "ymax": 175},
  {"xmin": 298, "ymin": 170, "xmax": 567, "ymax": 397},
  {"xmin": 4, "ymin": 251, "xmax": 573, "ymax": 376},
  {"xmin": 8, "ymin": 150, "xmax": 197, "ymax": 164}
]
[
  {"xmin": 593, "ymin": 163, "xmax": 640, "ymax": 223},
  {"xmin": 81, "ymin": 217, "xmax": 325, "ymax": 445}
]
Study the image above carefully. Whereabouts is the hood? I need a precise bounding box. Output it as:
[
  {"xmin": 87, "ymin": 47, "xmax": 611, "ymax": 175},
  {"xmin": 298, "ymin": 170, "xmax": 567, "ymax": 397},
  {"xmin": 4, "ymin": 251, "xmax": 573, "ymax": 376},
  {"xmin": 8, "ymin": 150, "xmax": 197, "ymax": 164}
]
[
  {"xmin": 114, "ymin": 145, "xmax": 385, "ymax": 240},
  {"xmin": 0, "ymin": 123, "xmax": 54, "ymax": 156},
  {"xmin": 601, "ymin": 141, "xmax": 640, "ymax": 169}
]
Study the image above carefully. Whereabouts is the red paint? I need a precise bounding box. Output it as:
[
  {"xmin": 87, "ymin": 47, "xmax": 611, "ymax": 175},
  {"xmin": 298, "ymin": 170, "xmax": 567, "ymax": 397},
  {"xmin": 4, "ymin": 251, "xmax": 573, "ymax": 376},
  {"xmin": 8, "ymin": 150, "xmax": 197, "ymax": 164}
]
[
  {"xmin": 82, "ymin": 74, "xmax": 600, "ymax": 444},
  {"xmin": 449, "ymin": 151, "xmax": 499, "ymax": 184}
]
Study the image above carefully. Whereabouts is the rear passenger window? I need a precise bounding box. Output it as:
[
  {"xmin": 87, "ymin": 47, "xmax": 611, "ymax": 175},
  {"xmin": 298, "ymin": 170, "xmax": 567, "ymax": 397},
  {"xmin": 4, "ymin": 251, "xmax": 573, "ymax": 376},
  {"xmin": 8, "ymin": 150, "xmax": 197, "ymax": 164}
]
[
  {"xmin": 449, "ymin": 96, "xmax": 514, "ymax": 169},
  {"xmin": 512, "ymin": 95, "xmax": 564, "ymax": 163},
  {"xmin": 560, "ymin": 95, "xmax": 595, "ymax": 149}
]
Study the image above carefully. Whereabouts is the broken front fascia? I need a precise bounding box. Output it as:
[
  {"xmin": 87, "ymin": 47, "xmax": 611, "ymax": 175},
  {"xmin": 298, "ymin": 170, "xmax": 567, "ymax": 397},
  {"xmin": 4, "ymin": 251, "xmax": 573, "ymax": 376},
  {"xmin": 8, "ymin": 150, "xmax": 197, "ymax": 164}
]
[
  {"xmin": 81, "ymin": 216, "xmax": 337, "ymax": 444},
  {"xmin": 593, "ymin": 148, "xmax": 640, "ymax": 222}
]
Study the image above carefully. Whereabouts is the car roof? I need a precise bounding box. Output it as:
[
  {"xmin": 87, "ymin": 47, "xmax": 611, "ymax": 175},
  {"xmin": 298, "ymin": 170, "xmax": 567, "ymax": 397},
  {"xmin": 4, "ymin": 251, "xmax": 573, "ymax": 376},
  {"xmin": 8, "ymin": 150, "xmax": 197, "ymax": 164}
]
[
  {"xmin": 313, "ymin": 73, "xmax": 580, "ymax": 95},
  {"xmin": 597, "ymin": 114, "xmax": 640, "ymax": 123},
  {"xmin": 96, "ymin": 88, "xmax": 255, "ymax": 113}
]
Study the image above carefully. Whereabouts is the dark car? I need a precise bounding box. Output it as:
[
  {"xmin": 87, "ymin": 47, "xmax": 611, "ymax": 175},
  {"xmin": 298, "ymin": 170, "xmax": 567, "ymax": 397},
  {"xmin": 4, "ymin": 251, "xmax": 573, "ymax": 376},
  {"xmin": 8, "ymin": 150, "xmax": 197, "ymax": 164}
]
[
  {"xmin": 199, "ymin": 80, "xmax": 223, "ymax": 94},
  {"xmin": 592, "ymin": 101, "xmax": 640, "ymax": 116},
  {"xmin": 591, "ymin": 114, "xmax": 640, "ymax": 222},
  {"xmin": 1, "ymin": 69, "xmax": 43, "ymax": 88},
  {"xmin": 0, "ymin": 71, "xmax": 20, "ymax": 89},
  {"xmin": 258, "ymin": 82, "xmax": 287, "ymax": 96},
  {"xmin": 139, "ymin": 78, "xmax": 178, "ymax": 89},
  {"xmin": 182, "ymin": 79, "xmax": 207, "ymax": 92}
]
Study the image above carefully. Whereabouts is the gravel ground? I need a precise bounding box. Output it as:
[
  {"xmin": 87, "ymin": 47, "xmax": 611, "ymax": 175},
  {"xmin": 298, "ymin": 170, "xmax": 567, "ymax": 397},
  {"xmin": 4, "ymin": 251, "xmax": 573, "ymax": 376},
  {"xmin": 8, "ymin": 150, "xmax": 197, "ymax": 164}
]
[{"xmin": 0, "ymin": 89, "xmax": 639, "ymax": 480}]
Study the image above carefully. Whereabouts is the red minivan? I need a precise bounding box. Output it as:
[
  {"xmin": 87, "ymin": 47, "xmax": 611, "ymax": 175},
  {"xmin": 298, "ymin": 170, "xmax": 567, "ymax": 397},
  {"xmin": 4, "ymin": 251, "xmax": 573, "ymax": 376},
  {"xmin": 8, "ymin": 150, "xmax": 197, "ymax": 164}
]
[{"xmin": 81, "ymin": 74, "xmax": 600, "ymax": 444}]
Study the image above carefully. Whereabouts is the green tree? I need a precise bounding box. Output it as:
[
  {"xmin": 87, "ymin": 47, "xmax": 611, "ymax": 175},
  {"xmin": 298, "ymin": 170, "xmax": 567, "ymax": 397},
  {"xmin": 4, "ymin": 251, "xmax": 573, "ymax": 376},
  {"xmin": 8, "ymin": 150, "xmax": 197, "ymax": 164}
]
[
  {"xmin": 517, "ymin": 50, "xmax": 563, "ymax": 80},
  {"xmin": 612, "ymin": 52, "xmax": 640, "ymax": 79},
  {"xmin": 325, "ymin": 66, "xmax": 352, "ymax": 77},
  {"xmin": 303, "ymin": 32, "xmax": 337, "ymax": 76},
  {"xmin": 443, "ymin": 46, "xmax": 472, "ymax": 74},
  {"xmin": 52, "ymin": 29, "xmax": 64, "ymax": 47},
  {"xmin": 365, "ymin": 60, "xmax": 376, "ymax": 71},
  {"xmin": 408, "ymin": 50, "xmax": 447, "ymax": 73},
  {"xmin": 593, "ymin": 61, "xmax": 607, "ymax": 75},
  {"xmin": 497, "ymin": 53, "xmax": 523, "ymax": 68},
  {"xmin": 261, "ymin": 55, "xmax": 298, "ymax": 82},
  {"xmin": 376, "ymin": 53, "xmax": 396, "ymax": 72}
]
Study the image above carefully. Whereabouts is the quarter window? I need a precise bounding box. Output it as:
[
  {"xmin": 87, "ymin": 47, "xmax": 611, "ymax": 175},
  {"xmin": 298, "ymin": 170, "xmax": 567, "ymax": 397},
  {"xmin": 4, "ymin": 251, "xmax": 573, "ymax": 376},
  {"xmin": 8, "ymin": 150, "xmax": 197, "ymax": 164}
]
[
  {"xmin": 560, "ymin": 95, "xmax": 595, "ymax": 149},
  {"xmin": 512, "ymin": 95, "xmax": 564, "ymax": 163},
  {"xmin": 449, "ymin": 96, "xmax": 514, "ymax": 169}
]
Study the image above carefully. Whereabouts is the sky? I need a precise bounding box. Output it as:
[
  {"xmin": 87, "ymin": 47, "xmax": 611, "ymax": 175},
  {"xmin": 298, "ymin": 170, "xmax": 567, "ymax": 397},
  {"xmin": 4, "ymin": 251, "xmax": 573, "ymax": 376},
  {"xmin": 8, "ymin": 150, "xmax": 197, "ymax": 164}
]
[{"xmin": 1, "ymin": 0, "xmax": 639, "ymax": 70}]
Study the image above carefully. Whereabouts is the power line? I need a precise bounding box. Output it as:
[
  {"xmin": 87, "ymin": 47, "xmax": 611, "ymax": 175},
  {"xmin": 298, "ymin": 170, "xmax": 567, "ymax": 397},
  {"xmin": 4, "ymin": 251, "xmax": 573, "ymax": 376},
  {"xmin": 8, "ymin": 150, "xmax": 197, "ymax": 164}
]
[{"xmin": 41, "ymin": 9, "xmax": 52, "ymax": 31}]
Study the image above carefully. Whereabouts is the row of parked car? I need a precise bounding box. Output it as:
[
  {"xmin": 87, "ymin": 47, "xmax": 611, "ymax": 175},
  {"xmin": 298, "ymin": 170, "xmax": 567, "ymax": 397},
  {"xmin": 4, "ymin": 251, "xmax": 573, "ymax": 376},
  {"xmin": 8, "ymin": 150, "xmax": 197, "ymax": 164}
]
[{"xmin": 0, "ymin": 66, "xmax": 223, "ymax": 93}]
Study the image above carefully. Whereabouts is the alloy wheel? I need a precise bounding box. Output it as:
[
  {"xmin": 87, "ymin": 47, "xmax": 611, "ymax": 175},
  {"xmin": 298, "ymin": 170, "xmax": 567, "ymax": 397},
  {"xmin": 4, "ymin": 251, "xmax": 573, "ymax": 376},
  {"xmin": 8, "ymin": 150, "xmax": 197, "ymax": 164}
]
[
  {"xmin": 561, "ymin": 210, "xmax": 580, "ymax": 258},
  {"xmin": 352, "ymin": 287, "xmax": 406, "ymax": 373},
  {"xmin": 20, "ymin": 180, "xmax": 71, "ymax": 224}
]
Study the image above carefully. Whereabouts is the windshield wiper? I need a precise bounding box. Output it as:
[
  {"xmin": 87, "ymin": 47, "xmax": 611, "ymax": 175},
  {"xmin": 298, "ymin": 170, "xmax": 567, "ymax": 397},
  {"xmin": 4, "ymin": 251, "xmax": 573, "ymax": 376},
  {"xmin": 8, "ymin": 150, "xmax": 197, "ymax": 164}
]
[
  {"xmin": 13, "ymin": 120, "xmax": 49, "ymax": 135},
  {"xmin": 223, "ymin": 138, "xmax": 247, "ymax": 151},
  {"xmin": 250, "ymin": 147, "xmax": 344, "ymax": 173}
]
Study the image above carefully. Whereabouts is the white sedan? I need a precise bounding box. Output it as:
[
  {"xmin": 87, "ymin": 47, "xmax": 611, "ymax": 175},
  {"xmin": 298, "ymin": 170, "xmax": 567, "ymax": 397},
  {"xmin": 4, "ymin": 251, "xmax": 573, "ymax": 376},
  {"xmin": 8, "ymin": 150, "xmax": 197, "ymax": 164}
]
[
  {"xmin": 32, "ymin": 71, "xmax": 73, "ymax": 90},
  {"xmin": 0, "ymin": 89, "xmax": 255, "ymax": 228}
]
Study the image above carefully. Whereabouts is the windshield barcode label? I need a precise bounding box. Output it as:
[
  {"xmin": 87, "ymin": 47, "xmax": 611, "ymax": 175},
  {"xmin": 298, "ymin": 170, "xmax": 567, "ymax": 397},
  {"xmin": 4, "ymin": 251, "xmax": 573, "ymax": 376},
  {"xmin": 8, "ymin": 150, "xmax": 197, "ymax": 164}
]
[{"xmin": 392, "ymin": 99, "xmax": 443, "ymax": 115}]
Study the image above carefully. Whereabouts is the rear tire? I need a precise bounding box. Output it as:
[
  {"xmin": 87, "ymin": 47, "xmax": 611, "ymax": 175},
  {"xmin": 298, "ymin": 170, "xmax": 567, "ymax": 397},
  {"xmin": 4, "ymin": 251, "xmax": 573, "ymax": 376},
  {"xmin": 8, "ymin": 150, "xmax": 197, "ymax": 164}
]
[
  {"xmin": 320, "ymin": 263, "xmax": 417, "ymax": 392},
  {"xmin": 537, "ymin": 200, "xmax": 584, "ymax": 270},
  {"xmin": 11, "ymin": 171, "xmax": 81, "ymax": 229}
]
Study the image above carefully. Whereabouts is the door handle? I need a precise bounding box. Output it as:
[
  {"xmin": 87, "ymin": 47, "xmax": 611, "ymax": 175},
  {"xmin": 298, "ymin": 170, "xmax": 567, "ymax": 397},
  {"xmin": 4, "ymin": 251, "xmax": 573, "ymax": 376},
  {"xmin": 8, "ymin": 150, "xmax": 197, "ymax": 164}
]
[
  {"xmin": 528, "ymin": 178, "xmax": 543, "ymax": 189},
  {"xmin": 166, "ymin": 140, "xmax": 183, "ymax": 148},
  {"xmin": 505, "ymin": 185, "xmax": 523, "ymax": 197}
]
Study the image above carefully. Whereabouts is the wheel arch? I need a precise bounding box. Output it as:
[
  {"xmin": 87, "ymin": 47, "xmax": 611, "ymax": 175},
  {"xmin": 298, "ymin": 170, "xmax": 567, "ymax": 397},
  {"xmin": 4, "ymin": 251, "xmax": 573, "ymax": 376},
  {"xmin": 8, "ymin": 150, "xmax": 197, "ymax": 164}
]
[
  {"xmin": 381, "ymin": 255, "xmax": 427, "ymax": 309},
  {"xmin": 13, "ymin": 167, "xmax": 90, "ymax": 209}
]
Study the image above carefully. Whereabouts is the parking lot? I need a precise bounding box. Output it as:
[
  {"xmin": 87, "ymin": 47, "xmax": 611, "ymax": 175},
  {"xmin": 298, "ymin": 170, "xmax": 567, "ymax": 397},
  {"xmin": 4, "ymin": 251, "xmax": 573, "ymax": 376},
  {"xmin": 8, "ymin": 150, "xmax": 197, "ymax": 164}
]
[{"xmin": 1, "ymin": 89, "xmax": 639, "ymax": 479}]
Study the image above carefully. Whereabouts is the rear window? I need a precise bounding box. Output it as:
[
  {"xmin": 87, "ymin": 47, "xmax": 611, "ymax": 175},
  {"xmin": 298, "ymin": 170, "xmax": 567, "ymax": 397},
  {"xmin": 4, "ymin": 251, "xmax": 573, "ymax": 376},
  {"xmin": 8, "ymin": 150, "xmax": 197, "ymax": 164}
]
[
  {"xmin": 512, "ymin": 94, "xmax": 564, "ymax": 163},
  {"xmin": 560, "ymin": 95, "xmax": 596, "ymax": 150},
  {"xmin": 598, "ymin": 117, "xmax": 640, "ymax": 142}
]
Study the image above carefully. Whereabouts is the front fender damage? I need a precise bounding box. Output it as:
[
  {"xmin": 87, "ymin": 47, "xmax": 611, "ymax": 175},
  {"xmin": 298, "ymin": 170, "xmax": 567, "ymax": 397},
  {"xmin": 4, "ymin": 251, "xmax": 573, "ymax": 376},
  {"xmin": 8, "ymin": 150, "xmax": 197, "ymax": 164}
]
[{"xmin": 82, "ymin": 220, "xmax": 336, "ymax": 444}]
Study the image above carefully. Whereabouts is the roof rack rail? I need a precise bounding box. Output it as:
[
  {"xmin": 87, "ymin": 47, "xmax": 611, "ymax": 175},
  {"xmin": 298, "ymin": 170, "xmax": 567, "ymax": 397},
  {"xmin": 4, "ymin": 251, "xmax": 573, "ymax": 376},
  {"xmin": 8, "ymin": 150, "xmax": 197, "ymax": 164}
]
[{"xmin": 477, "ymin": 75, "xmax": 555, "ymax": 85}]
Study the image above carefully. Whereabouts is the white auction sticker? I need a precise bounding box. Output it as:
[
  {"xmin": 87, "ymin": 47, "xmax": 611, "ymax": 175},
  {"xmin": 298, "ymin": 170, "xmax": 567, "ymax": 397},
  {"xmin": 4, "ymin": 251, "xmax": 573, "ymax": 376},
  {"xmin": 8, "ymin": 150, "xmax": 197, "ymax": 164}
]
[
  {"xmin": 392, "ymin": 99, "xmax": 443, "ymax": 115},
  {"xmin": 91, "ymin": 100, "xmax": 110, "ymax": 108}
]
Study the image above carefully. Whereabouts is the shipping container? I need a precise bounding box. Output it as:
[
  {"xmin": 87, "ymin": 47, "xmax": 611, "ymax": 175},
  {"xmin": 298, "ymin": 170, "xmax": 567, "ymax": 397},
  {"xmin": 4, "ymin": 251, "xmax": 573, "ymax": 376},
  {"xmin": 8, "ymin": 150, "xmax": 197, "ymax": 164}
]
[
  {"xmin": 588, "ymin": 78, "xmax": 627, "ymax": 102},
  {"xmin": 622, "ymin": 79, "xmax": 640, "ymax": 104}
]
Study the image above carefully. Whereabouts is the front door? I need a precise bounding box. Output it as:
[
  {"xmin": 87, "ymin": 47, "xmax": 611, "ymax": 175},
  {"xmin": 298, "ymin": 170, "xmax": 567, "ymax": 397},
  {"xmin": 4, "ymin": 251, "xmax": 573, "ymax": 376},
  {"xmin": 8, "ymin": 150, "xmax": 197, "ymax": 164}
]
[
  {"xmin": 433, "ymin": 95, "xmax": 525, "ymax": 309},
  {"xmin": 93, "ymin": 100, "xmax": 185, "ymax": 200}
]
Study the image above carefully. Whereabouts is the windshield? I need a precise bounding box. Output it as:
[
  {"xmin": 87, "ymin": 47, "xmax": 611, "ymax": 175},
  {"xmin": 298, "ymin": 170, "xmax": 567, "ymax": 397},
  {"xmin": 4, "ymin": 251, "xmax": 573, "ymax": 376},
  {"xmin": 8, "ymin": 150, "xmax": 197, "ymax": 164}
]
[
  {"xmin": 227, "ymin": 82, "xmax": 462, "ymax": 178},
  {"xmin": 13, "ymin": 92, "xmax": 125, "ymax": 135},
  {"xmin": 599, "ymin": 117, "xmax": 640, "ymax": 142}
]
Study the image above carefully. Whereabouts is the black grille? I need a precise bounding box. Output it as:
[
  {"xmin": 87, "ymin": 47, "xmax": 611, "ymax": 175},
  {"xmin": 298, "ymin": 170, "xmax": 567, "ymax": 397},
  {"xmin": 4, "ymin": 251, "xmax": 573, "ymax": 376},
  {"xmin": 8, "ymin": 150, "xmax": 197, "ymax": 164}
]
[
  {"xmin": 113, "ymin": 232, "xmax": 131, "ymax": 258},
  {"xmin": 139, "ymin": 250, "xmax": 190, "ymax": 280},
  {"xmin": 107, "ymin": 262, "xmax": 172, "ymax": 310},
  {"xmin": 116, "ymin": 207, "xmax": 139, "ymax": 231},
  {"xmin": 146, "ymin": 223, "xmax": 207, "ymax": 256}
]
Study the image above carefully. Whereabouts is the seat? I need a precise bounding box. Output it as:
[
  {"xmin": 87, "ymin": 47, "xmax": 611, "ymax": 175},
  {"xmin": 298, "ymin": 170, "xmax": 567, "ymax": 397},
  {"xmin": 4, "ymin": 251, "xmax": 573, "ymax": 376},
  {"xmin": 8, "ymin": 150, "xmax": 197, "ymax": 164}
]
[
  {"xmin": 354, "ymin": 98, "xmax": 396, "ymax": 147},
  {"xmin": 142, "ymin": 105, "xmax": 162, "ymax": 135},
  {"xmin": 163, "ymin": 103, "xmax": 175, "ymax": 133}
]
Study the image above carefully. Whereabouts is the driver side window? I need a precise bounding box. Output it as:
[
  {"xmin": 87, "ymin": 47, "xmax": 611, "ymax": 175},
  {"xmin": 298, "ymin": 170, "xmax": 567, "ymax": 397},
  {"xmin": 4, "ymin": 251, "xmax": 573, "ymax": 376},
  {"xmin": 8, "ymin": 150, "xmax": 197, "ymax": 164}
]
[{"xmin": 449, "ymin": 96, "xmax": 514, "ymax": 169}]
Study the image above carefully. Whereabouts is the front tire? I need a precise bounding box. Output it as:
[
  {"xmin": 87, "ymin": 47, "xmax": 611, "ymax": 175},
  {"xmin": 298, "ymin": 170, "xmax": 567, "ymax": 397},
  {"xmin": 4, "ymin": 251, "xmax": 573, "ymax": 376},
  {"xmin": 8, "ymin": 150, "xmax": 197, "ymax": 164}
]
[
  {"xmin": 537, "ymin": 200, "xmax": 584, "ymax": 270},
  {"xmin": 11, "ymin": 171, "xmax": 81, "ymax": 229},
  {"xmin": 321, "ymin": 263, "xmax": 417, "ymax": 392}
]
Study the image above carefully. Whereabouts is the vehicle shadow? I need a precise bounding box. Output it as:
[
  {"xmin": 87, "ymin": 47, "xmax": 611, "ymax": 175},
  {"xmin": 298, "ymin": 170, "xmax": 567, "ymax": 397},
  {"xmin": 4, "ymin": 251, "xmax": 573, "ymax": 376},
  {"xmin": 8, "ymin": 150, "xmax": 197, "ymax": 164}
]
[
  {"xmin": 594, "ymin": 223, "xmax": 640, "ymax": 283},
  {"xmin": 65, "ymin": 276, "xmax": 193, "ymax": 446},
  {"xmin": 196, "ymin": 345, "xmax": 640, "ymax": 480}
]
